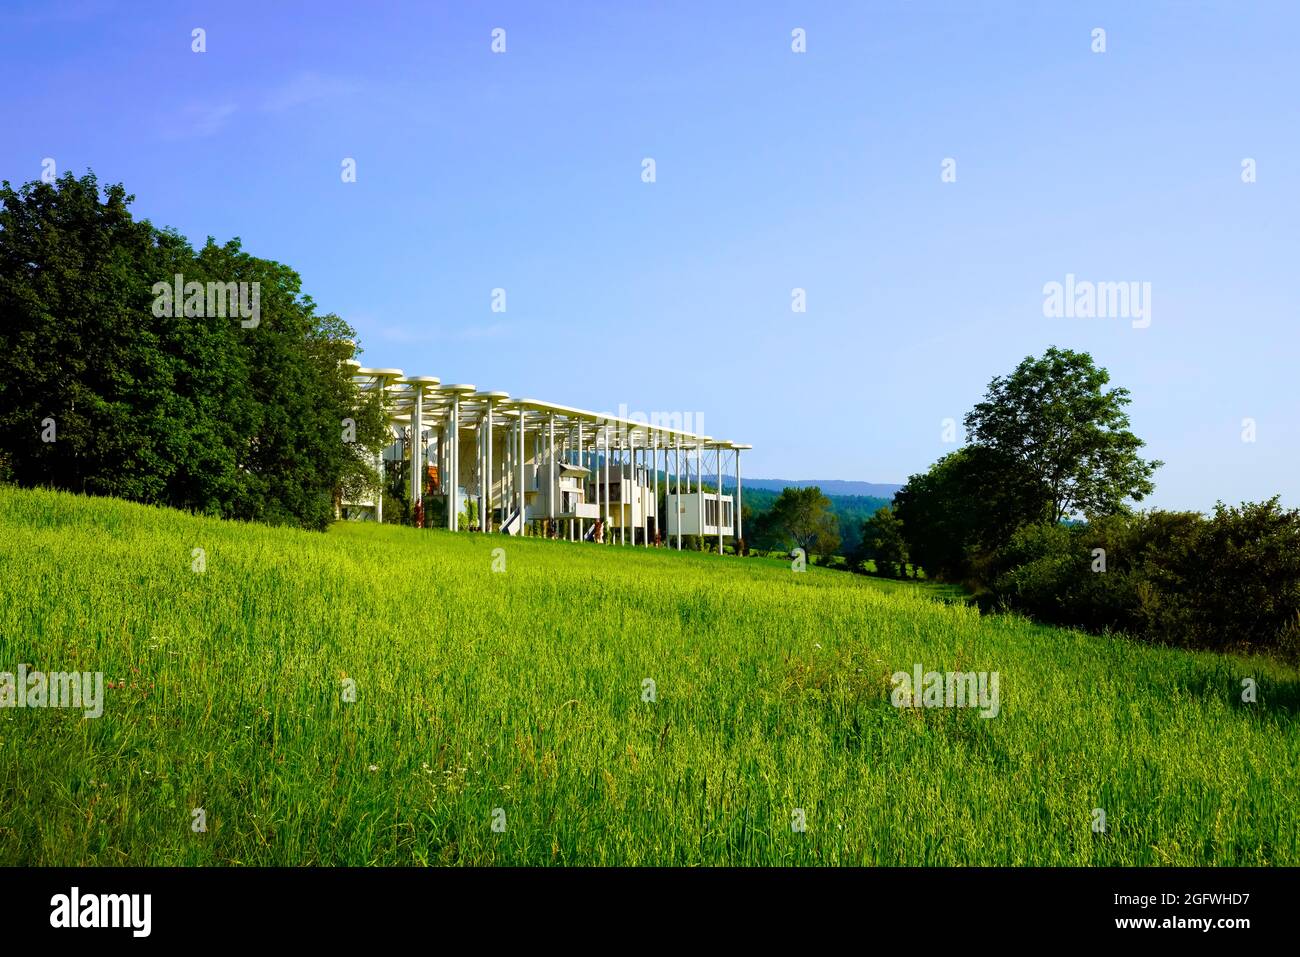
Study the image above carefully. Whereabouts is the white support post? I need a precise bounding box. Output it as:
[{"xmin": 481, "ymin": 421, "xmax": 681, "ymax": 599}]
[
  {"xmin": 652, "ymin": 435, "xmax": 659, "ymax": 546},
  {"xmin": 548, "ymin": 413, "xmax": 556, "ymax": 532},
  {"xmin": 485, "ymin": 401, "xmax": 494, "ymax": 532},
  {"xmin": 696, "ymin": 444, "xmax": 703, "ymax": 542},
  {"xmin": 478, "ymin": 412, "xmax": 486, "ymax": 532},
  {"xmin": 674, "ymin": 436, "xmax": 681, "ymax": 551},
  {"xmin": 454, "ymin": 395, "xmax": 462, "ymax": 531},
  {"xmin": 517, "ymin": 412, "xmax": 526, "ymax": 536},
  {"xmin": 577, "ymin": 423, "xmax": 584, "ymax": 541},
  {"xmin": 603, "ymin": 426, "xmax": 611, "ymax": 541},
  {"xmin": 735, "ymin": 448, "xmax": 743, "ymax": 545},
  {"xmin": 410, "ymin": 384, "xmax": 424, "ymax": 507},
  {"xmin": 716, "ymin": 445, "xmax": 724, "ymax": 554},
  {"xmin": 641, "ymin": 435, "xmax": 648, "ymax": 548}
]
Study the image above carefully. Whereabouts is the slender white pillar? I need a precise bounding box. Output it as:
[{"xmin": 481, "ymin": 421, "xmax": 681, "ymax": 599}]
[
  {"xmin": 696, "ymin": 444, "xmax": 703, "ymax": 541},
  {"xmin": 410, "ymin": 385, "xmax": 424, "ymax": 507},
  {"xmin": 735, "ymin": 449, "xmax": 743, "ymax": 543},
  {"xmin": 485, "ymin": 401, "xmax": 494, "ymax": 532},
  {"xmin": 450, "ymin": 395, "xmax": 460, "ymax": 531},
  {"xmin": 716, "ymin": 445, "xmax": 724, "ymax": 554},
  {"xmin": 478, "ymin": 414, "xmax": 486, "ymax": 532},
  {"xmin": 603, "ymin": 426, "xmax": 611, "ymax": 540},
  {"xmin": 674, "ymin": 436, "xmax": 681, "ymax": 550},
  {"xmin": 443, "ymin": 423, "xmax": 452, "ymax": 531},
  {"xmin": 652, "ymin": 435, "xmax": 659, "ymax": 546},
  {"xmin": 548, "ymin": 413, "xmax": 556, "ymax": 530},
  {"xmin": 576, "ymin": 424, "xmax": 584, "ymax": 540},
  {"xmin": 517, "ymin": 412, "xmax": 526, "ymax": 536}
]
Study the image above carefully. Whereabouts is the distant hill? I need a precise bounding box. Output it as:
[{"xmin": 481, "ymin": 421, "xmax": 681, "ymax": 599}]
[{"xmin": 729, "ymin": 478, "xmax": 903, "ymax": 499}]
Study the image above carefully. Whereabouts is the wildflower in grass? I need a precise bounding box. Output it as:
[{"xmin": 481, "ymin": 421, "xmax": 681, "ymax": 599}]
[{"xmin": 368, "ymin": 764, "xmax": 379, "ymax": 772}]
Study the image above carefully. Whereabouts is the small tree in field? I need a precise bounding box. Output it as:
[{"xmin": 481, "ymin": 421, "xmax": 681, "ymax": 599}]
[
  {"xmin": 859, "ymin": 505, "xmax": 908, "ymax": 577},
  {"xmin": 766, "ymin": 486, "xmax": 840, "ymax": 559}
]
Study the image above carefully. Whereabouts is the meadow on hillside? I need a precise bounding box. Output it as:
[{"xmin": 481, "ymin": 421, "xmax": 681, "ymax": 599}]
[{"xmin": 1, "ymin": 487, "xmax": 1296, "ymax": 866}]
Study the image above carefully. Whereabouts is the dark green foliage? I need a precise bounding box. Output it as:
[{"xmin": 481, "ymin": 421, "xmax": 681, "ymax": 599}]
[
  {"xmin": 748, "ymin": 485, "xmax": 840, "ymax": 558},
  {"xmin": 894, "ymin": 445, "xmax": 1046, "ymax": 582},
  {"xmin": 0, "ymin": 172, "xmax": 386, "ymax": 530},
  {"xmin": 741, "ymin": 487, "xmax": 889, "ymax": 556},
  {"xmin": 898, "ymin": 348, "xmax": 1160, "ymax": 581},
  {"xmin": 983, "ymin": 501, "xmax": 1300, "ymax": 658},
  {"xmin": 856, "ymin": 504, "xmax": 908, "ymax": 577},
  {"xmin": 963, "ymin": 346, "xmax": 1161, "ymax": 522},
  {"xmin": 382, "ymin": 460, "xmax": 413, "ymax": 526}
]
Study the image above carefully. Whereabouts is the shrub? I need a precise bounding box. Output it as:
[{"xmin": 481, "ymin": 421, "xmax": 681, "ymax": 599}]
[{"xmin": 984, "ymin": 500, "xmax": 1300, "ymax": 658}]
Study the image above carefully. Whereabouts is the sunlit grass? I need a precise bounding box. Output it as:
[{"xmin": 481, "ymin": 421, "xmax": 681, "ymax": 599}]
[{"xmin": 1, "ymin": 486, "xmax": 1296, "ymax": 865}]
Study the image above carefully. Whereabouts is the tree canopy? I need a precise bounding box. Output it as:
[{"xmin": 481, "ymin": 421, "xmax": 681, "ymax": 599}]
[
  {"xmin": 756, "ymin": 486, "xmax": 840, "ymax": 558},
  {"xmin": 0, "ymin": 172, "xmax": 386, "ymax": 530},
  {"xmin": 963, "ymin": 346, "xmax": 1161, "ymax": 522},
  {"xmin": 897, "ymin": 347, "xmax": 1161, "ymax": 581}
]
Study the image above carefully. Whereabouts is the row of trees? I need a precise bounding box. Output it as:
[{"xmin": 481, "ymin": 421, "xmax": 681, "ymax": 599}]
[
  {"xmin": 0, "ymin": 173, "xmax": 387, "ymax": 530},
  {"xmin": 863, "ymin": 346, "xmax": 1299, "ymax": 657}
]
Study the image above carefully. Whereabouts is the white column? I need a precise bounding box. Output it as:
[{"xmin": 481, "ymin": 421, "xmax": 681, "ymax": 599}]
[
  {"xmin": 577, "ymin": 423, "xmax": 584, "ymax": 540},
  {"xmin": 443, "ymin": 423, "xmax": 452, "ymax": 531},
  {"xmin": 517, "ymin": 412, "xmax": 526, "ymax": 536},
  {"xmin": 640, "ymin": 435, "xmax": 648, "ymax": 548},
  {"xmin": 652, "ymin": 435, "xmax": 659, "ymax": 546},
  {"xmin": 485, "ymin": 401, "xmax": 494, "ymax": 532},
  {"xmin": 450, "ymin": 396, "xmax": 460, "ymax": 531},
  {"xmin": 674, "ymin": 436, "xmax": 681, "ymax": 550},
  {"xmin": 603, "ymin": 426, "xmax": 611, "ymax": 539},
  {"xmin": 478, "ymin": 413, "xmax": 486, "ymax": 532},
  {"xmin": 410, "ymin": 385, "xmax": 423, "ymax": 506},
  {"xmin": 696, "ymin": 444, "xmax": 703, "ymax": 542},
  {"xmin": 716, "ymin": 445, "xmax": 724, "ymax": 554},
  {"xmin": 735, "ymin": 448, "xmax": 743, "ymax": 544},
  {"xmin": 548, "ymin": 413, "xmax": 556, "ymax": 529}
]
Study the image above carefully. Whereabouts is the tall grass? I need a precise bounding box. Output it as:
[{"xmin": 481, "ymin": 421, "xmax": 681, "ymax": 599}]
[{"xmin": 1, "ymin": 486, "xmax": 1296, "ymax": 865}]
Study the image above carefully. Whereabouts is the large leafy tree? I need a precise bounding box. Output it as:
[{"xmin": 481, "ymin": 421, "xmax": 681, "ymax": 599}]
[
  {"xmin": 894, "ymin": 446, "xmax": 1047, "ymax": 581},
  {"xmin": 0, "ymin": 171, "xmax": 386, "ymax": 530},
  {"xmin": 963, "ymin": 346, "xmax": 1160, "ymax": 522},
  {"xmin": 897, "ymin": 348, "xmax": 1160, "ymax": 581}
]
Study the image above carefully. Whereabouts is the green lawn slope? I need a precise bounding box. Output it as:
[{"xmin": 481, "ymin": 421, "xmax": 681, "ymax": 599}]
[{"xmin": 1, "ymin": 487, "xmax": 1296, "ymax": 865}]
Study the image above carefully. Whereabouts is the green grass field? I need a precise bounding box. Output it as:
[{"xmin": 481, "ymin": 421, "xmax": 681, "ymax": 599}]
[{"xmin": 1, "ymin": 486, "xmax": 1297, "ymax": 865}]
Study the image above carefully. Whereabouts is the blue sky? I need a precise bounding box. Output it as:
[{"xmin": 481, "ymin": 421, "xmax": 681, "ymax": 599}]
[{"xmin": 3, "ymin": 1, "xmax": 1296, "ymax": 509}]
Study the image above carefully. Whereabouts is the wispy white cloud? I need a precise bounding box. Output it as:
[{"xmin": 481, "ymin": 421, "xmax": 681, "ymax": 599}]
[
  {"xmin": 157, "ymin": 72, "xmax": 358, "ymax": 141},
  {"xmin": 376, "ymin": 322, "xmax": 510, "ymax": 344},
  {"xmin": 163, "ymin": 101, "xmax": 238, "ymax": 139},
  {"xmin": 261, "ymin": 71, "xmax": 359, "ymax": 112}
]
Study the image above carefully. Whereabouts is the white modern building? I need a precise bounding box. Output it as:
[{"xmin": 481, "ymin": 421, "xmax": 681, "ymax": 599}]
[{"xmin": 340, "ymin": 364, "xmax": 751, "ymax": 552}]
